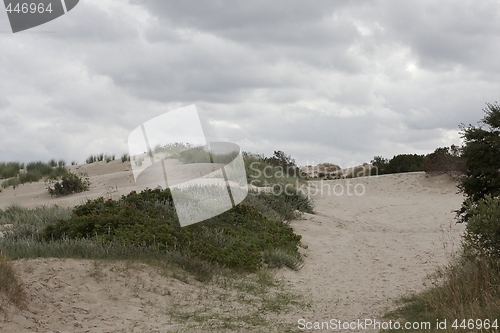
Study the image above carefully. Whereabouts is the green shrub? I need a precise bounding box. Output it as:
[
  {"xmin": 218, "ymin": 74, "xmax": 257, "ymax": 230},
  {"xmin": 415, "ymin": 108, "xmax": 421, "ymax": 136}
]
[
  {"xmin": 105, "ymin": 154, "xmax": 115, "ymax": 163},
  {"xmin": 264, "ymin": 150, "xmax": 301, "ymax": 178},
  {"xmin": 262, "ymin": 248, "xmax": 303, "ymax": 270},
  {"xmin": 0, "ymin": 204, "xmax": 72, "ymax": 240},
  {"xmin": 244, "ymin": 188, "xmax": 313, "ymax": 222},
  {"xmin": 121, "ymin": 154, "xmax": 130, "ymax": 163},
  {"xmin": 1, "ymin": 177, "xmax": 20, "ymax": 189},
  {"xmin": 458, "ymin": 102, "xmax": 500, "ymax": 223},
  {"xmin": 0, "ymin": 162, "xmax": 22, "ymax": 179},
  {"xmin": 0, "ymin": 161, "xmax": 67, "ymax": 188},
  {"xmin": 86, "ymin": 153, "xmax": 115, "ymax": 164},
  {"xmin": 40, "ymin": 187, "xmax": 304, "ymax": 271},
  {"xmin": 46, "ymin": 172, "xmax": 90, "ymax": 197},
  {"xmin": 86, "ymin": 155, "xmax": 96, "ymax": 164},
  {"xmin": 370, "ymin": 154, "xmax": 425, "ymax": 175},
  {"xmin": 243, "ymin": 152, "xmax": 306, "ymax": 187},
  {"xmin": 26, "ymin": 161, "xmax": 52, "ymax": 175},
  {"xmin": 18, "ymin": 171, "xmax": 42, "ymax": 183},
  {"xmin": 462, "ymin": 195, "xmax": 500, "ymax": 258}
]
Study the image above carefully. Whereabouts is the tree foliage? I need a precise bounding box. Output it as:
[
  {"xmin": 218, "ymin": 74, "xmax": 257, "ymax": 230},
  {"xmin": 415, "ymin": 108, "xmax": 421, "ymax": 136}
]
[
  {"xmin": 462, "ymin": 195, "xmax": 500, "ymax": 257},
  {"xmin": 371, "ymin": 154, "xmax": 424, "ymax": 175},
  {"xmin": 458, "ymin": 102, "xmax": 500, "ymax": 223},
  {"xmin": 370, "ymin": 156, "xmax": 389, "ymax": 175},
  {"xmin": 423, "ymin": 145, "xmax": 464, "ymax": 176},
  {"xmin": 46, "ymin": 172, "xmax": 90, "ymax": 197},
  {"xmin": 264, "ymin": 150, "xmax": 300, "ymax": 177}
]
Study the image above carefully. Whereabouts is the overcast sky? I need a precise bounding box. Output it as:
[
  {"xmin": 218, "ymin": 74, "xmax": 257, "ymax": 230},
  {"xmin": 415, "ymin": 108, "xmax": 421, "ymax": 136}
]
[{"xmin": 1, "ymin": 0, "xmax": 499, "ymax": 167}]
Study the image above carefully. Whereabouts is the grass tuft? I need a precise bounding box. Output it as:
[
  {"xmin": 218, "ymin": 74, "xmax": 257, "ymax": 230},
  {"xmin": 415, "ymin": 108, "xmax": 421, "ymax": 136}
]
[
  {"xmin": 383, "ymin": 251, "xmax": 500, "ymax": 332},
  {"xmin": 0, "ymin": 253, "xmax": 26, "ymax": 310}
]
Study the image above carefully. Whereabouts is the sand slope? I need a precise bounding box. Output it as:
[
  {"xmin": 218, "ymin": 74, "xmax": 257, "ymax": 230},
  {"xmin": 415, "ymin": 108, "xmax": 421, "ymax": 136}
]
[
  {"xmin": 0, "ymin": 164, "xmax": 465, "ymax": 332},
  {"xmin": 279, "ymin": 172, "xmax": 465, "ymax": 330}
]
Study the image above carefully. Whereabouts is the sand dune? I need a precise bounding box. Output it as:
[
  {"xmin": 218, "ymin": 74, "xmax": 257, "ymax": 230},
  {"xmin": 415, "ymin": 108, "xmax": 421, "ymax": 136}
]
[
  {"xmin": 278, "ymin": 172, "xmax": 464, "ymax": 329},
  {"xmin": 0, "ymin": 162, "xmax": 465, "ymax": 332},
  {"xmin": 0, "ymin": 159, "xmax": 228, "ymax": 210}
]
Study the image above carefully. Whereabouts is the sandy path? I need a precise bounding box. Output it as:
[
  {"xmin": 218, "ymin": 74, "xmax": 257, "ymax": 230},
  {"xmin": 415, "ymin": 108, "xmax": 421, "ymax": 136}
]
[{"xmin": 278, "ymin": 172, "xmax": 465, "ymax": 331}]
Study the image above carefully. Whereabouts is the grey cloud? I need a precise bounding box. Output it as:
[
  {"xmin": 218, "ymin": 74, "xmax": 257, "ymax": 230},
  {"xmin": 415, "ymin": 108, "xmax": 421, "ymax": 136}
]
[
  {"xmin": 1, "ymin": 0, "xmax": 499, "ymax": 167},
  {"xmin": 372, "ymin": 0, "xmax": 500, "ymax": 72}
]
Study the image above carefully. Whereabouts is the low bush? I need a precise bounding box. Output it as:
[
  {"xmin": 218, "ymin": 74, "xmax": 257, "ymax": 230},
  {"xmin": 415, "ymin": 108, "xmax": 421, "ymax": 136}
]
[
  {"xmin": 105, "ymin": 154, "xmax": 115, "ymax": 163},
  {"xmin": 0, "ymin": 160, "xmax": 67, "ymax": 189},
  {"xmin": 462, "ymin": 195, "xmax": 500, "ymax": 258},
  {"xmin": 86, "ymin": 153, "xmax": 115, "ymax": 164},
  {"xmin": 264, "ymin": 150, "xmax": 301, "ymax": 178},
  {"xmin": 0, "ymin": 162, "xmax": 22, "ymax": 179},
  {"xmin": 370, "ymin": 154, "xmax": 425, "ymax": 175},
  {"xmin": 244, "ymin": 152, "xmax": 306, "ymax": 187},
  {"xmin": 18, "ymin": 171, "xmax": 42, "ymax": 183},
  {"xmin": 46, "ymin": 172, "xmax": 90, "ymax": 197},
  {"xmin": 0, "ymin": 204, "xmax": 72, "ymax": 240},
  {"xmin": 121, "ymin": 154, "xmax": 130, "ymax": 163},
  {"xmin": 39, "ymin": 187, "xmax": 307, "ymax": 271},
  {"xmin": 26, "ymin": 161, "xmax": 52, "ymax": 175},
  {"xmin": 262, "ymin": 248, "xmax": 303, "ymax": 270},
  {"xmin": 244, "ymin": 190, "xmax": 312, "ymax": 222},
  {"xmin": 1, "ymin": 177, "xmax": 20, "ymax": 189}
]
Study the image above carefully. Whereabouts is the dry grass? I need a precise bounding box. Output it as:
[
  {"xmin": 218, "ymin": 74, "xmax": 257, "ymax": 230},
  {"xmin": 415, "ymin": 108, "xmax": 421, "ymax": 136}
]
[
  {"xmin": 0, "ymin": 253, "xmax": 26, "ymax": 311},
  {"xmin": 384, "ymin": 252, "xmax": 500, "ymax": 332}
]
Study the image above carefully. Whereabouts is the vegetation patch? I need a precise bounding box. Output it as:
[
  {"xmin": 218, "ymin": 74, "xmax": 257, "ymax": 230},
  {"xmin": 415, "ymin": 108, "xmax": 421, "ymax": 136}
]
[
  {"xmin": 85, "ymin": 153, "xmax": 115, "ymax": 164},
  {"xmin": 244, "ymin": 151, "xmax": 307, "ymax": 187},
  {"xmin": 383, "ymin": 253, "xmax": 500, "ymax": 333},
  {"xmin": 1, "ymin": 160, "xmax": 68, "ymax": 189},
  {"xmin": 38, "ymin": 187, "xmax": 306, "ymax": 272},
  {"xmin": 0, "ymin": 162, "xmax": 23, "ymax": 180},
  {"xmin": 46, "ymin": 172, "xmax": 91, "ymax": 197},
  {"xmin": 0, "ymin": 253, "xmax": 26, "ymax": 311},
  {"xmin": 382, "ymin": 102, "xmax": 500, "ymax": 332}
]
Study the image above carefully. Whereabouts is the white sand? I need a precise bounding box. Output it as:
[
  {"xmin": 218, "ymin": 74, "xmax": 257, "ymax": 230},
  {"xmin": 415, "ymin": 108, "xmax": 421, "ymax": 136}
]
[
  {"xmin": 279, "ymin": 172, "xmax": 464, "ymax": 330},
  {"xmin": 0, "ymin": 162, "xmax": 466, "ymax": 332}
]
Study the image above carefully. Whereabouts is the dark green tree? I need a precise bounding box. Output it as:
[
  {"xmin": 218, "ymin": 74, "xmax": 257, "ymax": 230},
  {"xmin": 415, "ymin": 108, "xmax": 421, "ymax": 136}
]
[
  {"xmin": 370, "ymin": 156, "xmax": 389, "ymax": 175},
  {"xmin": 387, "ymin": 154, "xmax": 425, "ymax": 174},
  {"xmin": 458, "ymin": 102, "xmax": 500, "ymax": 223},
  {"xmin": 265, "ymin": 151, "xmax": 299, "ymax": 177}
]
